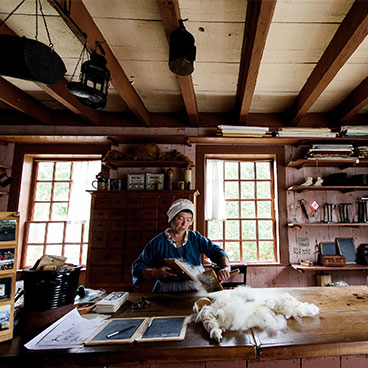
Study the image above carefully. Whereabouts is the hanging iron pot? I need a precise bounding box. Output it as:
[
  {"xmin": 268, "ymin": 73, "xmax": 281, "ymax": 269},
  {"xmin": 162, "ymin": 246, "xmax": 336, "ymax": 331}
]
[{"xmin": 0, "ymin": 34, "xmax": 66, "ymax": 85}]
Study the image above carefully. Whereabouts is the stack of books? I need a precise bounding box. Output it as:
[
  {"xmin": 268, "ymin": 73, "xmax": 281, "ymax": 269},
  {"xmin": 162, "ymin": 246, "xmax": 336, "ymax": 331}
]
[
  {"xmin": 275, "ymin": 127, "xmax": 337, "ymax": 138},
  {"xmin": 340, "ymin": 126, "xmax": 368, "ymax": 137},
  {"xmin": 95, "ymin": 291, "xmax": 129, "ymax": 313},
  {"xmin": 216, "ymin": 125, "xmax": 270, "ymax": 137},
  {"xmin": 306, "ymin": 144, "xmax": 355, "ymax": 160}
]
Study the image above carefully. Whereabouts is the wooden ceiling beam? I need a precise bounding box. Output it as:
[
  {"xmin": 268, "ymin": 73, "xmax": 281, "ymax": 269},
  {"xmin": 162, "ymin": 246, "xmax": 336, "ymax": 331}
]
[
  {"xmin": 333, "ymin": 76, "xmax": 368, "ymax": 124},
  {"xmin": 236, "ymin": 0, "xmax": 277, "ymax": 125},
  {"xmin": 0, "ymin": 23, "xmax": 100, "ymax": 126},
  {"xmin": 0, "ymin": 77, "xmax": 52, "ymax": 124},
  {"xmin": 157, "ymin": 0, "xmax": 199, "ymax": 126},
  {"xmin": 289, "ymin": 1, "xmax": 368, "ymax": 126},
  {"xmin": 48, "ymin": 0, "xmax": 150, "ymax": 127}
]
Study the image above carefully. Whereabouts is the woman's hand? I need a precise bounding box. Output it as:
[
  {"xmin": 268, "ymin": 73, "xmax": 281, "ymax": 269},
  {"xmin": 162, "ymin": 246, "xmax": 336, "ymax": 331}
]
[
  {"xmin": 152, "ymin": 266, "xmax": 176, "ymax": 279},
  {"xmin": 217, "ymin": 266, "xmax": 231, "ymax": 281}
]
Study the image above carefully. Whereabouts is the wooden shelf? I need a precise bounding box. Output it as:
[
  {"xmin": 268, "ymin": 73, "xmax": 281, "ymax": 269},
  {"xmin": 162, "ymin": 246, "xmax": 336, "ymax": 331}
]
[
  {"xmin": 103, "ymin": 160, "xmax": 193, "ymax": 170},
  {"xmin": 0, "ymin": 164, "xmax": 11, "ymax": 170},
  {"xmin": 286, "ymin": 158, "xmax": 367, "ymax": 169},
  {"xmin": 288, "ymin": 222, "xmax": 368, "ymax": 228},
  {"xmin": 291, "ymin": 263, "xmax": 368, "ymax": 272},
  {"xmin": 288, "ymin": 185, "xmax": 368, "ymax": 192},
  {"xmin": 0, "ymin": 191, "xmax": 8, "ymax": 197}
]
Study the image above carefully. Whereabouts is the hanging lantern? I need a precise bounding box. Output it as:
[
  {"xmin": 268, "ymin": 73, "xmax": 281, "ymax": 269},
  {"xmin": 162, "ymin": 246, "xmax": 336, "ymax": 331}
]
[
  {"xmin": 0, "ymin": 35, "xmax": 66, "ymax": 85},
  {"xmin": 169, "ymin": 19, "xmax": 196, "ymax": 76},
  {"xmin": 66, "ymin": 52, "xmax": 110, "ymax": 110}
]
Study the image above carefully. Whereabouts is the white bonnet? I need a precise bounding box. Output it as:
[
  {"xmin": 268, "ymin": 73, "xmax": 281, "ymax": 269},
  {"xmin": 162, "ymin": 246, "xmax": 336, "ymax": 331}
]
[{"xmin": 167, "ymin": 199, "xmax": 195, "ymax": 223}]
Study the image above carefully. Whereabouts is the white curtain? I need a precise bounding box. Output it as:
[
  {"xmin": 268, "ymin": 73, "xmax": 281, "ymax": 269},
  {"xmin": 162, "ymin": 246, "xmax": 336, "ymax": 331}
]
[
  {"xmin": 205, "ymin": 159, "xmax": 227, "ymax": 221},
  {"xmin": 68, "ymin": 161, "xmax": 101, "ymax": 223}
]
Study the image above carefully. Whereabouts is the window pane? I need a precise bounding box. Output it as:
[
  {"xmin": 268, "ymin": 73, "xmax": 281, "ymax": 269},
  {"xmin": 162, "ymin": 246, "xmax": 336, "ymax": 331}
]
[
  {"xmin": 242, "ymin": 241, "xmax": 257, "ymax": 261},
  {"xmin": 83, "ymin": 222, "xmax": 89, "ymax": 243},
  {"xmin": 224, "ymin": 162, "xmax": 238, "ymax": 179},
  {"xmin": 208, "ymin": 220, "xmax": 223, "ymax": 240},
  {"xmin": 256, "ymin": 182, "xmax": 271, "ymax": 199},
  {"xmin": 47, "ymin": 223, "xmax": 64, "ymax": 243},
  {"xmin": 225, "ymin": 242, "xmax": 240, "ymax": 262},
  {"xmin": 65, "ymin": 223, "xmax": 82, "ymax": 242},
  {"xmin": 226, "ymin": 201, "xmax": 238, "ymax": 218},
  {"xmin": 258, "ymin": 220, "xmax": 273, "ymax": 239},
  {"xmin": 256, "ymin": 162, "xmax": 270, "ymax": 179},
  {"xmin": 64, "ymin": 244, "xmax": 81, "ymax": 265},
  {"xmin": 240, "ymin": 182, "xmax": 255, "ymax": 199},
  {"xmin": 259, "ymin": 241, "xmax": 274, "ymax": 261},
  {"xmin": 51, "ymin": 203, "xmax": 68, "ymax": 220},
  {"xmin": 82, "ymin": 244, "xmax": 88, "ymax": 264},
  {"xmin": 46, "ymin": 244, "xmax": 62, "ymax": 256},
  {"xmin": 55, "ymin": 162, "xmax": 71, "ymax": 180},
  {"xmin": 242, "ymin": 220, "xmax": 256, "ymax": 239},
  {"xmin": 33, "ymin": 203, "xmax": 50, "ymax": 221},
  {"xmin": 257, "ymin": 201, "xmax": 272, "ymax": 218},
  {"xmin": 28, "ymin": 223, "xmax": 46, "ymax": 243},
  {"xmin": 241, "ymin": 201, "xmax": 255, "ymax": 218},
  {"xmin": 37, "ymin": 162, "xmax": 53, "ymax": 180},
  {"xmin": 54, "ymin": 182, "xmax": 70, "ymax": 201},
  {"xmin": 225, "ymin": 182, "xmax": 239, "ymax": 199},
  {"xmin": 35, "ymin": 182, "xmax": 52, "ymax": 201},
  {"xmin": 25, "ymin": 245, "xmax": 43, "ymax": 267},
  {"xmin": 225, "ymin": 220, "xmax": 239, "ymax": 239},
  {"xmin": 240, "ymin": 162, "xmax": 254, "ymax": 179}
]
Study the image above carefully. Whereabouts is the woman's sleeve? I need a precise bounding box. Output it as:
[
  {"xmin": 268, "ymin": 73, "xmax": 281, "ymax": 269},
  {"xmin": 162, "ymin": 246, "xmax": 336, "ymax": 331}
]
[
  {"xmin": 131, "ymin": 241, "xmax": 156, "ymax": 286},
  {"xmin": 194, "ymin": 231, "xmax": 228, "ymax": 264}
]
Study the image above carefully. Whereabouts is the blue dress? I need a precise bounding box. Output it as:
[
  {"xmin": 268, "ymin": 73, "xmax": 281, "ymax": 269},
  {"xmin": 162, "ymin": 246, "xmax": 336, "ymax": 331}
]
[{"xmin": 131, "ymin": 230, "xmax": 227, "ymax": 292}]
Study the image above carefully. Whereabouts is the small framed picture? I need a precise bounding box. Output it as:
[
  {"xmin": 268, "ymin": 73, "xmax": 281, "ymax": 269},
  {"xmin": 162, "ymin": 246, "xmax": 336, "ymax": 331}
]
[
  {"xmin": 0, "ymin": 220, "xmax": 16, "ymax": 243},
  {"xmin": 0, "ymin": 248, "xmax": 15, "ymax": 273},
  {"xmin": 127, "ymin": 174, "xmax": 145, "ymax": 190},
  {"xmin": 0, "ymin": 276, "xmax": 12, "ymax": 302},
  {"xmin": 146, "ymin": 173, "xmax": 164, "ymax": 190},
  {"xmin": 0, "ymin": 303, "xmax": 12, "ymax": 332}
]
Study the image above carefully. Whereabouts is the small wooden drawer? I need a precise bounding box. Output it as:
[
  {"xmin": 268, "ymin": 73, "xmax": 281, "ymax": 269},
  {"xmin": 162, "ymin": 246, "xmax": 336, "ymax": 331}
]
[
  {"xmin": 125, "ymin": 220, "xmax": 140, "ymax": 231},
  {"xmin": 91, "ymin": 220, "xmax": 109, "ymax": 231},
  {"xmin": 87, "ymin": 266, "xmax": 122, "ymax": 285},
  {"xmin": 89, "ymin": 249, "xmax": 123, "ymax": 265},
  {"xmin": 111, "ymin": 198, "xmax": 126, "ymax": 208},
  {"xmin": 127, "ymin": 197, "xmax": 143, "ymax": 208},
  {"xmin": 124, "ymin": 248, "xmax": 143, "ymax": 264},
  {"xmin": 110, "ymin": 209, "xmax": 126, "ymax": 219},
  {"xmin": 140, "ymin": 220, "xmax": 157, "ymax": 230},
  {"xmin": 140, "ymin": 231, "xmax": 157, "ymax": 246},
  {"xmin": 128, "ymin": 208, "xmax": 140, "ymax": 218},
  {"xmin": 91, "ymin": 231, "xmax": 107, "ymax": 247},
  {"xmin": 110, "ymin": 220, "xmax": 124, "ymax": 232},
  {"xmin": 108, "ymin": 231, "xmax": 124, "ymax": 247},
  {"xmin": 144, "ymin": 197, "xmax": 158, "ymax": 207},
  {"xmin": 94, "ymin": 198, "xmax": 110, "ymax": 208},
  {"xmin": 158, "ymin": 196, "xmax": 176, "ymax": 208},
  {"xmin": 92, "ymin": 209, "xmax": 110, "ymax": 220},
  {"xmin": 141, "ymin": 208, "xmax": 158, "ymax": 219},
  {"xmin": 125, "ymin": 231, "xmax": 141, "ymax": 248}
]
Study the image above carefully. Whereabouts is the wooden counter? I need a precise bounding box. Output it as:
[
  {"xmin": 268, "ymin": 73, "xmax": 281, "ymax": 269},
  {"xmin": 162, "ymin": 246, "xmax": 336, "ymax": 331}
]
[{"xmin": 2, "ymin": 286, "xmax": 368, "ymax": 367}]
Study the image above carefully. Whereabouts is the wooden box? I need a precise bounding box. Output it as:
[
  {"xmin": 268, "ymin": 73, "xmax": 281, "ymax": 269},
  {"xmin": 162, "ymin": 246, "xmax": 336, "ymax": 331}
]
[{"xmin": 319, "ymin": 255, "xmax": 346, "ymax": 267}]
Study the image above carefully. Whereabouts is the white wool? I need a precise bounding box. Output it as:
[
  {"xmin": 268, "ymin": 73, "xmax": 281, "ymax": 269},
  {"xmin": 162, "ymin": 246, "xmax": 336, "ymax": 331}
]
[{"xmin": 193, "ymin": 286, "xmax": 319, "ymax": 341}]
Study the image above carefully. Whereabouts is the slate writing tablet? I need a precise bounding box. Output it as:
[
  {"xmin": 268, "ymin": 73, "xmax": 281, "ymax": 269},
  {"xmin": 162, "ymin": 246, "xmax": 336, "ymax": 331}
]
[
  {"xmin": 84, "ymin": 318, "xmax": 147, "ymax": 345},
  {"xmin": 319, "ymin": 242, "xmax": 340, "ymax": 256},
  {"xmin": 137, "ymin": 316, "xmax": 188, "ymax": 342},
  {"xmin": 336, "ymin": 237, "xmax": 356, "ymax": 264}
]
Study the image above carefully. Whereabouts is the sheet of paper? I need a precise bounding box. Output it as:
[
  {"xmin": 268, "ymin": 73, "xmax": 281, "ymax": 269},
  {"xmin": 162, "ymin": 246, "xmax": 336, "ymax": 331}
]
[{"xmin": 25, "ymin": 308, "xmax": 105, "ymax": 350}]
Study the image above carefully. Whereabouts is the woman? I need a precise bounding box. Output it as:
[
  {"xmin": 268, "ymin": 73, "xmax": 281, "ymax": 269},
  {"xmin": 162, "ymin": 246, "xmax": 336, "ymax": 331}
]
[{"xmin": 131, "ymin": 199, "xmax": 231, "ymax": 292}]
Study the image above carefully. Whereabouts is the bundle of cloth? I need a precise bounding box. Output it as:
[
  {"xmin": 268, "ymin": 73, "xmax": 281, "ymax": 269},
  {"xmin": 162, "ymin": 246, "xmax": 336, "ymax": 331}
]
[{"xmin": 193, "ymin": 286, "xmax": 319, "ymax": 342}]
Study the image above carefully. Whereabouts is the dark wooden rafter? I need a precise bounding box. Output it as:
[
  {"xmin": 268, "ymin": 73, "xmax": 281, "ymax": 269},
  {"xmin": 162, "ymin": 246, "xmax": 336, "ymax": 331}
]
[
  {"xmin": 0, "ymin": 22, "xmax": 100, "ymax": 126},
  {"xmin": 289, "ymin": 0, "xmax": 368, "ymax": 126},
  {"xmin": 0, "ymin": 77, "xmax": 52, "ymax": 124},
  {"xmin": 48, "ymin": 0, "xmax": 150, "ymax": 127},
  {"xmin": 333, "ymin": 76, "xmax": 368, "ymax": 124},
  {"xmin": 157, "ymin": 0, "xmax": 199, "ymax": 126},
  {"xmin": 236, "ymin": 0, "xmax": 277, "ymax": 125}
]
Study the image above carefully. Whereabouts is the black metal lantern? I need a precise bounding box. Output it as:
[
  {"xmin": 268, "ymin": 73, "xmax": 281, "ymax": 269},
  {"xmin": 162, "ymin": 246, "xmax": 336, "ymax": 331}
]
[
  {"xmin": 169, "ymin": 19, "xmax": 196, "ymax": 76},
  {"xmin": 66, "ymin": 52, "xmax": 110, "ymax": 110}
]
